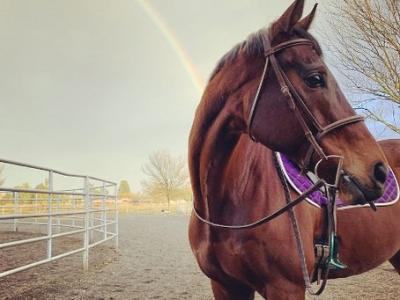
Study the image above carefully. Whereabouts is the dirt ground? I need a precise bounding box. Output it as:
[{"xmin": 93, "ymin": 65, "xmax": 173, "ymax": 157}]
[{"xmin": 0, "ymin": 214, "xmax": 399, "ymax": 299}]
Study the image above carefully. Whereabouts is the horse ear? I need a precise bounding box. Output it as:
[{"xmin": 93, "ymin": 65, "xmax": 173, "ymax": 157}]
[
  {"xmin": 297, "ymin": 3, "xmax": 318, "ymax": 31},
  {"xmin": 272, "ymin": 0, "xmax": 305, "ymax": 33}
]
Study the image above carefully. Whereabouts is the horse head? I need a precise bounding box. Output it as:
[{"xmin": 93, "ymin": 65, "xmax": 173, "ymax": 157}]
[{"xmin": 207, "ymin": 0, "xmax": 388, "ymax": 206}]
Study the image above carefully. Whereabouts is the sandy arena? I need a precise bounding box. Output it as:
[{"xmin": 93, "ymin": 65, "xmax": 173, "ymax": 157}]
[{"xmin": 1, "ymin": 214, "xmax": 400, "ymax": 299}]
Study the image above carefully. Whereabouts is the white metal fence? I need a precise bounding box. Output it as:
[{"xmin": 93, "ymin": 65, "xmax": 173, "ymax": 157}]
[{"xmin": 0, "ymin": 158, "xmax": 118, "ymax": 278}]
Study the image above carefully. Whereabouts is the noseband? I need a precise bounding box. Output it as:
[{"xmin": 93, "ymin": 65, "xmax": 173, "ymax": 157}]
[{"xmin": 247, "ymin": 31, "xmax": 364, "ymax": 171}]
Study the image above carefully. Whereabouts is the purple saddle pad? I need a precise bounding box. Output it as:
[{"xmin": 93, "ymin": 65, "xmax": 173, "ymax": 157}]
[{"xmin": 278, "ymin": 153, "xmax": 399, "ymax": 209}]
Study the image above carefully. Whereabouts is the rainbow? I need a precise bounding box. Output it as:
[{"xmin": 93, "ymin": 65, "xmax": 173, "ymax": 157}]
[{"xmin": 137, "ymin": 0, "xmax": 205, "ymax": 94}]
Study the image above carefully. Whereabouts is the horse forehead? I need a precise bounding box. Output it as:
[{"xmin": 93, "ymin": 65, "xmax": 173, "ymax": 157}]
[{"xmin": 280, "ymin": 45, "xmax": 320, "ymax": 66}]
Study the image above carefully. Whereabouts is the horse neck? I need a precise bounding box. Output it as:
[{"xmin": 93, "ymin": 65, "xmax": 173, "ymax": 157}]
[
  {"xmin": 189, "ymin": 57, "xmax": 275, "ymax": 221},
  {"xmin": 190, "ymin": 103, "xmax": 281, "ymax": 222}
]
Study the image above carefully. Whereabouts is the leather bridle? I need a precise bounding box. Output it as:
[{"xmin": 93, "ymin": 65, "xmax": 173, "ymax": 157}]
[{"xmin": 247, "ymin": 30, "xmax": 364, "ymax": 172}]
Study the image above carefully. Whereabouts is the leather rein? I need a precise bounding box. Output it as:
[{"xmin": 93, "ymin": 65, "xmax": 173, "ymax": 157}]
[{"xmin": 193, "ymin": 30, "xmax": 365, "ymax": 295}]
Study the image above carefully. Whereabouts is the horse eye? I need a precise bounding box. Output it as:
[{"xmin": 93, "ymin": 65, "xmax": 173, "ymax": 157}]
[{"xmin": 305, "ymin": 73, "xmax": 325, "ymax": 88}]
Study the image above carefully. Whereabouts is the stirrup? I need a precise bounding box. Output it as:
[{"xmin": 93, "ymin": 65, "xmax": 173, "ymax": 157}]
[{"xmin": 328, "ymin": 234, "xmax": 347, "ymax": 270}]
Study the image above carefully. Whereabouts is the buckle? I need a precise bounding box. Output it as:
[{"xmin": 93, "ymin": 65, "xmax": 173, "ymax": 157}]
[
  {"xmin": 314, "ymin": 155, "xmax": 344, "ymax": 188},
  {"xmin": 315, "ymin": 243, "xmax": 330, "ymax": 264}
]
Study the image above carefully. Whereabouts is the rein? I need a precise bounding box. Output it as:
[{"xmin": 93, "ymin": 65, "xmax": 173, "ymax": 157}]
[{"xmin": 193, "ymin": 178, "xmax": 324, "ymax": 230}]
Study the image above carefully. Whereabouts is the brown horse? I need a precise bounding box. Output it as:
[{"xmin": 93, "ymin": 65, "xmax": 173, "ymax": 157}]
[{"xmin": 188, "ymin": 1, "xmax": 400, "ymax": 299}]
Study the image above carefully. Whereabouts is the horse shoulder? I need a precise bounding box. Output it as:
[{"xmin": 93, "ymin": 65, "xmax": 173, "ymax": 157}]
[{"xmin": 379, "ymin": 139, "xmax": 400, "ymax": 171}]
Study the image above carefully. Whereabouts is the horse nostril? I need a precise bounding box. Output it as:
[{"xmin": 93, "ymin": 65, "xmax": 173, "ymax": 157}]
[{"xmin": 373, "ymin": 162, "xmax": 388, "ymax": 185}]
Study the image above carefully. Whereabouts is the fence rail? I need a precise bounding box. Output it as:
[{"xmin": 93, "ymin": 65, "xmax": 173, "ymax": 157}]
[{"xmin": 0, "ymin": 158, "xmax": 118, "ymax": 278}]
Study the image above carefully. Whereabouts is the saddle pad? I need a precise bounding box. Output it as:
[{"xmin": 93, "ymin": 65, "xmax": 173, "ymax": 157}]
[{"xmin": 277, "ymin": 153, "xmax": 400, "ymax": 210}]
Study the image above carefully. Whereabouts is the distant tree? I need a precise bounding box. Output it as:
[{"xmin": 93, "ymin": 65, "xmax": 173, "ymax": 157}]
[
  {"xmin": 35, "ymin": 178, "xmax": 49, "ymax": 190},
  {"xmin": 88, "ymin": 182, "xmax": 107, "ymax": 196},
  {"xmin": 15, "ymin": 183, "xmax": 35, "ymax": 204},
  {"xmin": 34, "ymin": 179, "xmax": 50, "ymax": 207},
  {"xmin": 327, "ymin": 0, "xmax": 400, "ymax": 134},
  {"xmin": 118, "ymin": 180, "xmax": 133, "ymax": 199},
  {"xmin": 141, "ymin": 150, "xmax": 189, "ymax": 210}
]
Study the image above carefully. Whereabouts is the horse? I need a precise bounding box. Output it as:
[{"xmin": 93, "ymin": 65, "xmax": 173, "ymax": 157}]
[{"xmin": 188, "ymin": 0, "xmax": 400, "ymax": 299}]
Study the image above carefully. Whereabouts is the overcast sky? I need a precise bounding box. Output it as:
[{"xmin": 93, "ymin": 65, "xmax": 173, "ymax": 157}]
[{"xmin": 0, "ymin": 0, "xmax": 396, "ymax": 191}]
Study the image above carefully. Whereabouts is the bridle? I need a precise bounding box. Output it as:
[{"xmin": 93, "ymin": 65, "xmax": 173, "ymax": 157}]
[
  {"xmin": 247, "ymin": 30, "xmax": 364, "ymax": 172},
  {"xmin": 193, "ymin": 29, "xmax": 368, "ymax": 295}
]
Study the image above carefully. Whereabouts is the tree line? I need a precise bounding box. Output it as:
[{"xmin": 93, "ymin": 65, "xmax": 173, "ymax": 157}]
[
  {"xmin": 118, "ymin": 150, "xmax": 191, "ymax": 209},
  {"xmin": 0, "ymin": 151, "xmax": 191, "ymax": 208}
]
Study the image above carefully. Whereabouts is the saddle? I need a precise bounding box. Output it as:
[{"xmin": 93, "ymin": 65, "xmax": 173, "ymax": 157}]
[{"xmin": 278, "ymin": 153, "xmax": 400, "ymax": 209}]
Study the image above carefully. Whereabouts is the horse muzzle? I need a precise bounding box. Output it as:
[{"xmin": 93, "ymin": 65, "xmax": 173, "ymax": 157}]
[{"xmin": 341, "ymin": 162, "xmax": 388, "ymax": 206}]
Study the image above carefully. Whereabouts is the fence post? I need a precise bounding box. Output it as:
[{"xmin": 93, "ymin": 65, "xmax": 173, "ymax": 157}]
[
  {"xmin": 34, "ymin": 193, "xmax": 38, "ymax": 224},
  {"xmin": 114, "ymin": 183, "xmax": 118, "ymax": 250},
  {"xmin": 56, "ymin": 195, "xmax": 61, "ymax": 233},
  {"xmin": 89, "ymin": 184, "xmax": 93, "ymax": 242},
  {"xmin": 47, "ymin": 170, "xmax": 53, "ymax": 259},
  {"xmin": 72, "ymin": 194, "xmax": 76, "ymax": 227},
  {"xmin": 83, "ymin": 176, "xmax": 89, "ymax": 271},
  {"xmin": 13, "ymin": 192, "xmax": 18, "ymax": 232},
  {"xmin": 102, "ymin": 182, "xmax": 106, "ymax": 241}
]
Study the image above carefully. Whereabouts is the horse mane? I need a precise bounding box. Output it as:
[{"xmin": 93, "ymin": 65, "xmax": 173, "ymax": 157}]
[
  {"xmin": 190, "ymin": 30, "xmax": 266, "ymax": 205},
  {"xmin": 209, "ymin": 29, "xmax": 265, "ymax": 81},
  {"xmin": 209, "ymin": 26, "xmax": 322, "ymax": 82}
]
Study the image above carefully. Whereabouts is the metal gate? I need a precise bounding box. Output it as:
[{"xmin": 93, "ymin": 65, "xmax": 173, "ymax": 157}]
[{"xmin": 0, "ymin": 158, "xmax": 118, "ymax": 278}]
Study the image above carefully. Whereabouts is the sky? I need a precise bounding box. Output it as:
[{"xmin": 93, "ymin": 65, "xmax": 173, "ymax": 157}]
[{"xmin": 0, "ymin": 0, "xmax": 397, "ymax": 191}]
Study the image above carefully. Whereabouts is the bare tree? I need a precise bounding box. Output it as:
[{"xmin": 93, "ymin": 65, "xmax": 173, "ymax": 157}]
[
  {"xmin": 326, "ymin": 0, "xmax": 399, "ymax": 134},
  {"xmin": 141, "ymin": 150, "xmax": 189, "ymax": 210}
]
